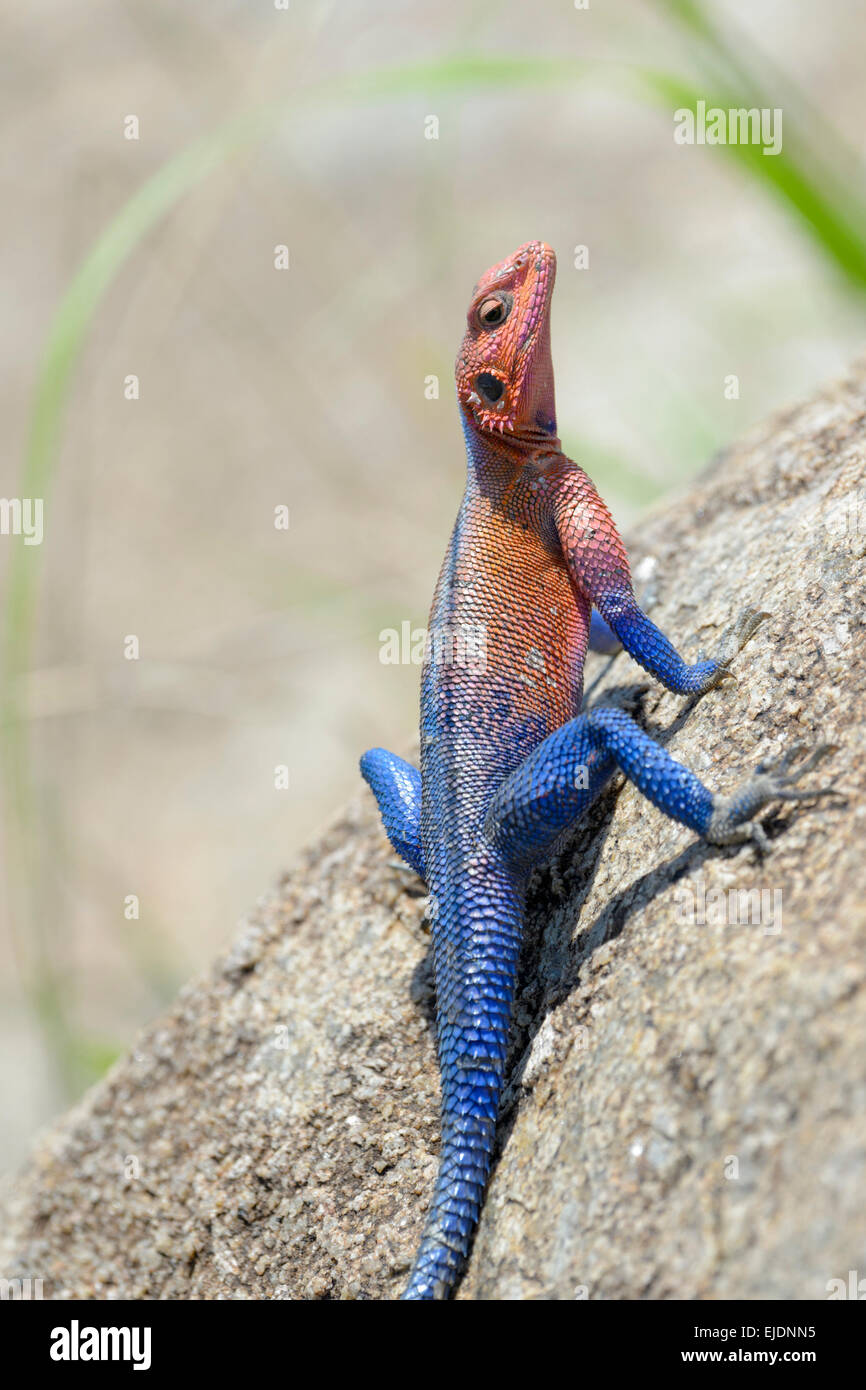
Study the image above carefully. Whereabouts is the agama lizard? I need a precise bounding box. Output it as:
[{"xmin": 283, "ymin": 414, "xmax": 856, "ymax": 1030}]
[{"xmin": 360, "ymin": 241, "xmax": 836, "ymax": 1301}]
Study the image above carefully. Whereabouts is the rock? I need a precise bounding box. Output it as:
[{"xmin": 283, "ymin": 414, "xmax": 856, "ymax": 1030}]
[{"xmin": 2, "ymin": 363, "xmax": 866, "ymax": 1300}]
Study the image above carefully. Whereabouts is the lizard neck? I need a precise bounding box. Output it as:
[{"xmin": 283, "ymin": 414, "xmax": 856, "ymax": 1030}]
[{"xmin": 459, "ymin": 406, "xmax": 562, "ymax": 481}]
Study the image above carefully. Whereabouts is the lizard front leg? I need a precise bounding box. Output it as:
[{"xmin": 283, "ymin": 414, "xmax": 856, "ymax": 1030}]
[{"xmin": 550, "ymin": 462, "xmax": 765, "ymax": 695}]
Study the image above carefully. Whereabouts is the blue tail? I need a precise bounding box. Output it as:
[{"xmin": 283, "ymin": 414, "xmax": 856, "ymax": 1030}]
[
  {"xmin": 401, "ymin": 862, "xmax": 523, "ymax": 1300},
  {"xmin": 401, "ymin": 1109, "xmax": 497, "ymax": 1300}
]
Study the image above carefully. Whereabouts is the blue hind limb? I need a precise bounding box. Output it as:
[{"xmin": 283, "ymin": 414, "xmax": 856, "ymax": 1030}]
[
  {"xmin": 484, "ymin": 706, "xmax": 715, "ymax": 868},
  {"xmin": 484, "ymin": 709, "xmax": 838, "ymax": 867},
  {"xmin": 359, "ymin": 747, "xmax": 425, "ymax": 878}
]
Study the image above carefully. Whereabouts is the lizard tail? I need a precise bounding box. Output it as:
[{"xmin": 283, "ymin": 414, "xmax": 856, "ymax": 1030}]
[
  {"xmin": 401, "ymin": 876, "xmax": 522, "ymax": 1300},
  {"xmin": 400, "ymin": 1100, "xmax": 498, "ymax": 1300}
]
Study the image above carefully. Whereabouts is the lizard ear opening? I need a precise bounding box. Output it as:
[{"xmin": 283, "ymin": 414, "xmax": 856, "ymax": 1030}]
[{"xmin": 476, "ymin": 372, "xmax": 505, "ymax": 404}]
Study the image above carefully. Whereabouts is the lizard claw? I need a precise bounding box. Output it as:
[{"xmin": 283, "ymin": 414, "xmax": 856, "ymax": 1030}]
[
  {"xmin": 714, "ymin": 605, "xmax": 770, "ymax": 667},
  {"xmin": 705, "ymin": 741, "xmax": 843, "ymax": 851},
  {"xmin": 759, "ymin": 739, "xmax": 838, "ymax": 789},
  {"xmin": 707, "ymin": 668, "xmax": 738, "ymax": 689},
  {"xmin": 722, "ymin": 607, "xmax": 772, "ymax": 659},
  {"xmin": 694, "ymin": 607, "xmax": 771, "ymax": 693}
]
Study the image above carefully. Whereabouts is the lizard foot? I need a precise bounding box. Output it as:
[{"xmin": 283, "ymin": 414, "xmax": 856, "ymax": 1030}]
[
  {"xmin": 698, "ymin": 606, "xmax": 771, "ymax": 691},
  {"xmin": 705, "ymin": 741, "xmax": 843, "ymax": 852}
]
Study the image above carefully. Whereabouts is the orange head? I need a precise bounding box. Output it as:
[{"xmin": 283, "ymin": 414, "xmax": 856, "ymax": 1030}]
[{"xmin": 456, "ymin": 241, "xmax": 558, "ymax": 448}]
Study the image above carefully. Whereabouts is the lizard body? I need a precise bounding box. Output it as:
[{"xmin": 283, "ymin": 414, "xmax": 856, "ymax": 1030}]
[{"xmin": 361, "ymin": 242, "xmax": 836, "ymax": 1301}]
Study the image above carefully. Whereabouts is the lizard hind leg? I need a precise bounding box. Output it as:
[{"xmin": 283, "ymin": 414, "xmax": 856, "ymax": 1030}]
[
  {"xmin": 483, "ymin": 718, "xmax": 617, "ymax": 870},
  {"xmin": 359, "ymin": 747, "xmax": 425, "ymax": 880},
  {"xmin": 484, "ymin": 710, "xmax": 839, "ymax": 871}
]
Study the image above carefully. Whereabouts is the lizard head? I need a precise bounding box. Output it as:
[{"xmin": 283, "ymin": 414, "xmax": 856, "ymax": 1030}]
[{"xmin": 456, "ymin": 240, "xmax": 558, "ymax": 447}]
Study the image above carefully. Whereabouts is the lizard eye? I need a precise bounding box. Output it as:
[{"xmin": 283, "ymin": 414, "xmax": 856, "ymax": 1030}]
[
  {"xmin": 476, "ymin": 294, "xmax": 511, "ymax": 329},
  {"xmin": 475, "ymin": 372, "xmax": 505, "ymax": 404}
]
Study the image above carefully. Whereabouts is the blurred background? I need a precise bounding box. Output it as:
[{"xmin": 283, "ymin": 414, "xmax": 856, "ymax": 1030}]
[{"xmin": 2, "ymin": 0, "xmax": 866, "ymax": 1170}]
